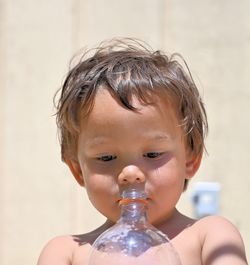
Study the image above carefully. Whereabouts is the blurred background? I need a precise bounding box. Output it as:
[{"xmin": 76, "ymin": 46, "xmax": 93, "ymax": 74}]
[{"xmin": 0, "ymin": 0, "xmax": 249, "ymax": 264}]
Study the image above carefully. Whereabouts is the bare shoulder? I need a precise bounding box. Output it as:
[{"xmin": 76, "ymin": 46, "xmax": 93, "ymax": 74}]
[
  {"xmin": 37, "ymin": 233, "xmax": 97, "ymax": 265},
  {"xmin": 37, "ymin": 235, "xmax": 85, "ymax": 265},
  {"xmin": 194, "ymin": 215, "xmax": 248, "ymax": 265},
  {"xmin": 37, "ymin": 222, "xmax": 112, "ymax": 265}
]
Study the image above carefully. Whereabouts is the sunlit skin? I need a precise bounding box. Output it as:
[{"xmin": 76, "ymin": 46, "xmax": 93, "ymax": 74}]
[{"xmin": 38, "ymin": 89, "xmax": 247, "ymax": 265}]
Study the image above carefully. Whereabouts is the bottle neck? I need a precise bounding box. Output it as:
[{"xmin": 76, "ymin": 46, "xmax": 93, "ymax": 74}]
[{"xmin": 119, "ymin": 200, "xmax": 148, "ymax": 224}]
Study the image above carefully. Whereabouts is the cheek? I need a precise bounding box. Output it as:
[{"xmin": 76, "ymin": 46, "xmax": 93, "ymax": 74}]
[
  {"xmin": 83, "ymin": 173, "xmax": 120, "ymax": 221},
  {"xmin": 82, "ymin": 170, "xmax": 118, "ymax": 203},
  {"xmin": 84, "ymin": 173, "xmax": 116, "ymax": 193},
  {"xmin": 84, "ymin": 175, "xmax": 111, "ymax": 203},
  {"xmin": 151, "ymin": 159, "xmax": 186, "ymax": 190}
]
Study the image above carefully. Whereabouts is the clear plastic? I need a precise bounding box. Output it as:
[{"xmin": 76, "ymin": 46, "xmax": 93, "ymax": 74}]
[{"xmin": 87, "ymin": 188, "xmax": 181, "ymax": 265}]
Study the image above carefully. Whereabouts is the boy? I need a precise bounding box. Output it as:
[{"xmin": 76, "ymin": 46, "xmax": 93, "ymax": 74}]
[{"xmin": 38, "ymin": 38, "xmax": 248, "ymax": 265}]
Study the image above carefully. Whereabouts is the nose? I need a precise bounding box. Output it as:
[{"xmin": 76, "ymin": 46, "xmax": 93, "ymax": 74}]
[{"xmin": 118, "ymin": 165, "xmax": 146, "ymax": 185}]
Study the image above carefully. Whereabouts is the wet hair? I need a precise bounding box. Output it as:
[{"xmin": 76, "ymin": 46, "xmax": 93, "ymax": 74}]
[{"xmin": 55, "ymin": 38, "xmax": 208, "ymax": 187}]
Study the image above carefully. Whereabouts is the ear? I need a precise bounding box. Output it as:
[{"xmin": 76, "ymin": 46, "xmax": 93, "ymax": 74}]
[
  {"xmin": 185, "ymin": 152, "xmax": 202, "ymax": 179},
  {"xmin": 65, "ymin": 159, "xmax": 85, "ymax": 187}
]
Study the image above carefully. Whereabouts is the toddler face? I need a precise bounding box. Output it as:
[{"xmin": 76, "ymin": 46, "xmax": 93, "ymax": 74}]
[{"xmin": 73, "ymin": 88, "xmax": 194, "ymax": 225}]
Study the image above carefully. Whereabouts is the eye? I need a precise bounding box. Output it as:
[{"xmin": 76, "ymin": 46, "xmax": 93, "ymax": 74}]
[
  {"xmin": 143, "ymin": 152, "xmax": 163, "ymax": 159},
  {"xmin": 97, "ymin": 155, "xmax": 117, "ymax": 162}
]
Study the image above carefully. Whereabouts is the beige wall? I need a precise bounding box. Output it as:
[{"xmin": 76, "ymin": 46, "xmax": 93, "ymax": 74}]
[{"xmin": 0, "ymin": 0, "xmax": 249, "ymax": 264}]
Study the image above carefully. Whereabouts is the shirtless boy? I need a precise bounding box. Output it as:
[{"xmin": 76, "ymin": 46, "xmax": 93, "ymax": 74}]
[{"xmin": 38, "ymin": 38, "xmax": 248, "ymax": 265}]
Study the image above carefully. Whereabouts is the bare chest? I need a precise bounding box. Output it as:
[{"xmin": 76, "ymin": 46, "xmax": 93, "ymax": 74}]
[{"xmin": 171, "ymin": 226, "xmax": 202, "ymax": 265}]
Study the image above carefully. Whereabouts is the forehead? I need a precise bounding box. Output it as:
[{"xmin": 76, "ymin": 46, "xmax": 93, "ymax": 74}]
[
  {"xmin": 79, "ymin": 88, "xmax": 182, "ymax": 136},
  {"xmin": 84, "ymin": 86, "xmax": 174, "ymax": 111},
  {"xmin": 80, "ymin": 86, "xmax": 179, "ymax": 118}
]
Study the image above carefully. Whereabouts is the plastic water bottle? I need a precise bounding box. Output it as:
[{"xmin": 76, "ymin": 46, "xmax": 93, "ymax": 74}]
[{"xmin": 87, "ymin": 188, "xmax": 181, "ymax": 265}]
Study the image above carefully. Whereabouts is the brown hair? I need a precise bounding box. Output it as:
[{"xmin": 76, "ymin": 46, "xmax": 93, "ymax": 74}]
[{"xmin": 55, "ymin": 38, "xmax": 208, "ymax": 171}]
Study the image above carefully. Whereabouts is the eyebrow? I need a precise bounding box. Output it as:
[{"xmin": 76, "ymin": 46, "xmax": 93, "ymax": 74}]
[
  {"xmin": 84, "ymin": 136, "xmax": 110, "ymax": 148},
  {"xmin": 84, "ymin": 132, "xmax": 172, "ymax": 149},
  {"xmin": 142, "ymin": 132, "xmax": 172, "ymax": 141}
]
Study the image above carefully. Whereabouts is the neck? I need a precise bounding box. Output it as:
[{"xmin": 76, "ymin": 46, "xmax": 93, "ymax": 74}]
[{"xmin": 154, "ymin": 208, "xmax": 196, "ymax": 239}]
